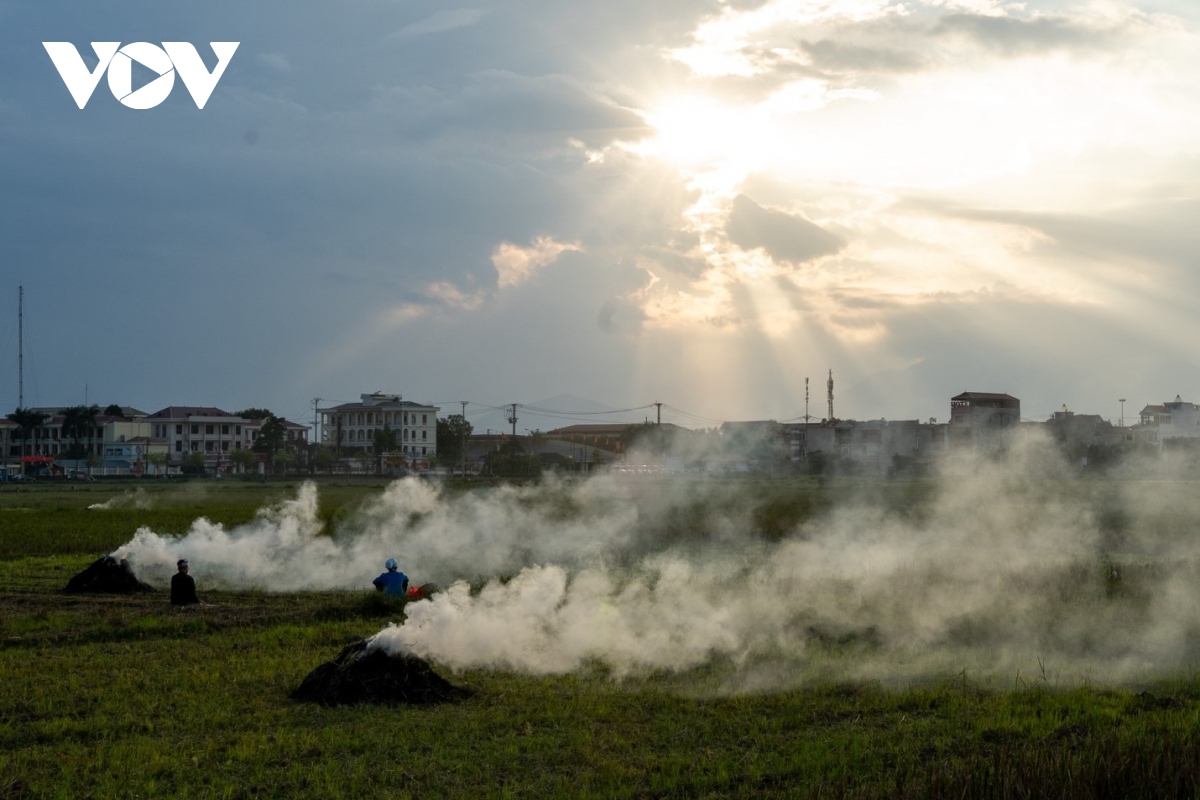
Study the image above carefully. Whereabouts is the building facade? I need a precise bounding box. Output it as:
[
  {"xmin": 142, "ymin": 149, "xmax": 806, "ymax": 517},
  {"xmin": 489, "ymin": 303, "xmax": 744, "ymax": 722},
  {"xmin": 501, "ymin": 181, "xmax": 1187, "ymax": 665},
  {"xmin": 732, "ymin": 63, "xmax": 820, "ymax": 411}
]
[
  {"xmin": 949, "ymin": 392, "xmax": 1021, "ymax": 450},
  {"xmin": 320, "ymin": 393, "xmax": 439, "ymax": 461}
]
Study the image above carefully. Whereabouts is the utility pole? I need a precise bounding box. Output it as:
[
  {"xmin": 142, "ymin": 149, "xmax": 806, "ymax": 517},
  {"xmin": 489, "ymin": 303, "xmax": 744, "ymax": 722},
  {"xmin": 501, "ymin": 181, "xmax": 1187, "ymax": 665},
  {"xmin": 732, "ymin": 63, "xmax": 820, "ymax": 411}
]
[
  {"xmin": 1119, "ymin": 398, "xmax": 1126, "ymax": 428},
  {"xmin": 827, "ymin": 369, "xmax": 834, "ymax": 422},
  {"xmin": 312, "ymin": 398, "xmax": 322, "ymax": 446},
  {"xmin": 460, "ymin": 400, "xmax": 468, "ymax": 476},
  {"xmin": 805, "ymin": 377, "xmax": 810, "ymax": 461},
  {"xmin": 654, "ymin": 401, "xmax": 663, "ymax": 425},
  {"xmin": 507, "ymin": 403, "xmax": 518, "ymax": 437}
]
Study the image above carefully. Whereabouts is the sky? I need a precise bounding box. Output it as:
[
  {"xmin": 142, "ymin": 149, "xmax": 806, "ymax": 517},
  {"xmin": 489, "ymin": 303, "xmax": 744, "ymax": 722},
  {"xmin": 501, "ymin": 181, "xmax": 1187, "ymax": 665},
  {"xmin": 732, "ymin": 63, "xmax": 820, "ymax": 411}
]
[{"xmin": 2, "ymin": 0, "xmax": 1199, "ymax": 427}]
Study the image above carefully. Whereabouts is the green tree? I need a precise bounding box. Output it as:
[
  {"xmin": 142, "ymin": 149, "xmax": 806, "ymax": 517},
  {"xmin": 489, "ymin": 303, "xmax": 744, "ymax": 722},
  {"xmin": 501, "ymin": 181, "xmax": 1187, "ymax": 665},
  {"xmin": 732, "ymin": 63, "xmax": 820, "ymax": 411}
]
[
  {"xmin": 273, "ymin": 447, "xmax": 295, "ymax": 476},
  {"xmin": 311, "ymin": 446, "xmax": 337, "ymax": 473},
  {"xmin": 484, "ymin": 440, "xmax": 541, "ymax": 478},
  {"xmin": 7, "ymin": 408, "xmax": 49, "ymax": 463},
  {"xmin": 252, "ymin": 416, "xmax": 287, "ymax": 459},
  {"xmin": 60, "ymin": 404, "xmax": 100, "ymax": 460},
  {"xmin": 184, "ymin": 451, "xmax": 207, "ymax": 475},
  {"xmin": 373, "ymin": 425, "xmax": 398, "ymax": 456},
  {"xmin": 230, "ymin": 448, "xmax": 257, "ymax": 474},
  {"xmin": 234, "ymin": 408, "xmax": 274, "ymax": 421},
  {"xmin": 437, "ymin": 415, "xmax": 473, "ymax": 468},
  {"xmin": 146, "ymin": 451, "xmax": 169, "ymax": 476},
  {"xmin": 103, "ymin": 404, "xmax": 124, "ymax": 417}
]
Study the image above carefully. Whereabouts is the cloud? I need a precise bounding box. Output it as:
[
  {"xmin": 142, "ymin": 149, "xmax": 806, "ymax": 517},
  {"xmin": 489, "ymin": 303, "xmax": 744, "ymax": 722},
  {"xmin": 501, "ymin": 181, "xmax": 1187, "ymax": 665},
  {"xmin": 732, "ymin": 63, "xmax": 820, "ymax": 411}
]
[
  {"xmin": 256, "ymin": 52, "xmax": 292, "ymax": 72},
  {"xmin": 492, "ymin": 236, "xmax": 582, "ymax": 288},
  {"xmin": 798, "ymin": 39, "xmax": 929, "ymax": 73},
  {"xmin": 726, "ymin": 195, "xmax": 845, "ymax": 263},
  {"xmin": 390, "ymin": 8, "xmax": 487, "ymax": 40},
  {"xmin": 932, "ymin": 12, "xmax": 1130, "ymax": 55}
]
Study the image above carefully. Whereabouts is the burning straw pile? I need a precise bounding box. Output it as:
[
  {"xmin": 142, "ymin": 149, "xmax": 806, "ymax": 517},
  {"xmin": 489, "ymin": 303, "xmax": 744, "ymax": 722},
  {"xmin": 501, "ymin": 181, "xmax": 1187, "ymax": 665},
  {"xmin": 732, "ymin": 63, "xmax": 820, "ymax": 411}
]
[
  {"xmin": 64, "ymin": 556, "xmax": 155, "ymax": 594},
  {"xmin": 292, "ymin": 639, "xmax": 471, "ymax": 706}
]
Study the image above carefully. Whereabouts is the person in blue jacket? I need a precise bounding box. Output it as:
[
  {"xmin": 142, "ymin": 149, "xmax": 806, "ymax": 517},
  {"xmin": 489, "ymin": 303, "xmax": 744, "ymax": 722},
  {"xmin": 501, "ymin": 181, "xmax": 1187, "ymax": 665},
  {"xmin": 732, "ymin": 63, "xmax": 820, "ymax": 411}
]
[{"xmin": 372, "ymin": 557, "xmax": 409, "ymax": 596}]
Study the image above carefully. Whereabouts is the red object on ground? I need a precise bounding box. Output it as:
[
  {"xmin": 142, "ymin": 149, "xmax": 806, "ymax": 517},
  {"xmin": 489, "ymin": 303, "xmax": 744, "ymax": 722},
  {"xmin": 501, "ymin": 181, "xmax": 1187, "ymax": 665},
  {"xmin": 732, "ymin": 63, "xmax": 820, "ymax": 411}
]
[{"xmin": 407, "ymin": 586, "xmax": 423, "ymax": 599}]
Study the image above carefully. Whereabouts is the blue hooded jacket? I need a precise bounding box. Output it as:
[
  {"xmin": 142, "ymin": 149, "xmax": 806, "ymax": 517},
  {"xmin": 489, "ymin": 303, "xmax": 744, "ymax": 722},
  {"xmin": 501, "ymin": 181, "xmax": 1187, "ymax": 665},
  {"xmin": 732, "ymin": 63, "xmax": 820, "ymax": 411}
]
[{"xmin": 373, "ymin": 569, "xmax": 409, "ymax": 596}]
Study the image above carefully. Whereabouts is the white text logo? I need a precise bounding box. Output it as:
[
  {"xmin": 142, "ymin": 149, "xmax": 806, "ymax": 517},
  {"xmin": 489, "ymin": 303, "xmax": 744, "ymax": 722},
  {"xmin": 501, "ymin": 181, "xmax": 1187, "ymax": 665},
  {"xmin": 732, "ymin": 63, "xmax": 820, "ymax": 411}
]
[{"xmin": 43, "ymin": 42, "xmax": 239, "ymax": 109}]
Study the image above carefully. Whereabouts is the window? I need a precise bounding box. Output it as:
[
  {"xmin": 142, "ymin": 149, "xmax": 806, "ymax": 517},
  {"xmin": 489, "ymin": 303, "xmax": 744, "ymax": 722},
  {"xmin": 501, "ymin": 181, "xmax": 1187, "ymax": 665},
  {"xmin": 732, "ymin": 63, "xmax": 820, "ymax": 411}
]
[
  {"xmin": 404, "ymin": 413, "xmax": 409, "ymax": 425},
  {"xmin": 175, "ymin": 441, "xmax": 182, "ymax": 452},
  {"xmin": 368, "ymin": 429, "xmax": 374, "ymax": 440},
  {"xmin": 404, "ymin": 429, "xmax": 409, "ymax": 440},
  {"xmin": 191, "ymin": 442, "xmax": 199, "ymax": 452},
  {"xmin": 422, "ymin": 415, "xmax": 427, "ymax": 424},
  {"xmin": 191, "ymin": 425, "xmax": 199, "ymax": 435},
  {"xmin": 222, "ymin": 442, "xmax": 229, "ymax": 452},
  {"xmin": 235, "ymin": 425, "xmax": 241, "ymax": 435},
  {"xmin": 422, "ymin": 430, "xmax": 427, "ymax": 440},
  {"xmin": 422, "ymin": 447, "xmax": 427, "ymax": 455},
  {"xmin": 205, "ymin": 441, "xmax": 214, "ymax": 452},
  {"xmin": 206, "ymin": 425, "xmax": 214, "ymax": 435},
  {"xmin": 358, "ymin": 413, "xmax": 364, "ymax": 425},
  {"xmin": 222, "ymin": 425, "xmax": 229, "ymax": 435},
  {"xmin": 176, "ymin": 424, "xmax": 183, "ymax": 435}
]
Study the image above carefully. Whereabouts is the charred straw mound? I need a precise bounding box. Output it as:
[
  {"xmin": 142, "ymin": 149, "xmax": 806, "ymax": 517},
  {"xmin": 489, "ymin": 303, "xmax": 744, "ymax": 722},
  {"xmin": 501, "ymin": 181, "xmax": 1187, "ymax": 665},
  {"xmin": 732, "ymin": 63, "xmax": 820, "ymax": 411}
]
[
  {"xmin": 291, "ymin": 640, "xmax": 472, "ymax": 706},
  {"xmin": 64, "ymin": 556, "xmax": 155, "ymax": 594}
]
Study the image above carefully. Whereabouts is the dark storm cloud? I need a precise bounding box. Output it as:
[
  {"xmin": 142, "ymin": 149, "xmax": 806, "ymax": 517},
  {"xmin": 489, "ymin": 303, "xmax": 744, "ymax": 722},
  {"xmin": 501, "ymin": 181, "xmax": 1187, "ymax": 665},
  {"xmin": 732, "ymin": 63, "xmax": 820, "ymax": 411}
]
[{"xmin": 726, "ymin": 195, "xmax": 844, "ymax": 264}]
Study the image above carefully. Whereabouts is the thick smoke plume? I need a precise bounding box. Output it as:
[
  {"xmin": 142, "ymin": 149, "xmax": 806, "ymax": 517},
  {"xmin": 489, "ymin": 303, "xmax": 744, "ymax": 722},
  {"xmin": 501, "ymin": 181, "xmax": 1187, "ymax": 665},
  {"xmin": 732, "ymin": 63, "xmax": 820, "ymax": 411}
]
[{"xmin": 113, "ymin": 436, "xmax": 1200, "ymax": 686}]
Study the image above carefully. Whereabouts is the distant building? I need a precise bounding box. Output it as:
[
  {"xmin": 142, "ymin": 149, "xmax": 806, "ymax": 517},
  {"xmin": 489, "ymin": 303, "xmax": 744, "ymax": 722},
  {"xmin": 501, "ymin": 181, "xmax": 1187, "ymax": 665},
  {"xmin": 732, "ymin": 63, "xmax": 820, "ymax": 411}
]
[
  {"xmin": 949, "ymin": 392, "xmax": 1021, "ymax": 450},
  {"xmin": 319, "ymin": 393, "xmax": 439, "ymax": 461},
  {"xmin": 1044, "ymin": 405, "xmax": 1118, "ymax": 462},
  {"xmin": 143, "ymin": 406, "xmax": 309, "ymax": 472},
  {"xmin": 792, "ymin": 419, "xmax": 949, "ymax": 475},
  {"xmin": 1138, "ymin": 396, "xmax": 1200, "ymax": 447}
]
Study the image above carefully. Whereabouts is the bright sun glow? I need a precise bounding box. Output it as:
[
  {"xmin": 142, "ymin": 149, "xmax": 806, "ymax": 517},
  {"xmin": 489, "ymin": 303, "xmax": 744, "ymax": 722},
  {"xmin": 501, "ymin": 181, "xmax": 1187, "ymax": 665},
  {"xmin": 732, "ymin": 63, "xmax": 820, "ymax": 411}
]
[{"xmin": 636, "ymin": 94, "xmax": 772, "ymax": 173}]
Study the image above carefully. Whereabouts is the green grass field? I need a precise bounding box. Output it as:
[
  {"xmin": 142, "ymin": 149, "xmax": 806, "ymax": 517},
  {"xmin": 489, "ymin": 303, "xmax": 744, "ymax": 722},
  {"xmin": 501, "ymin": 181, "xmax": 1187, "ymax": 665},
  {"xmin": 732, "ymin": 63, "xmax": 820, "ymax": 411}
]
[{"xmin": 3, "ymin": 477, "xmax": 1200, "ymax": 798}]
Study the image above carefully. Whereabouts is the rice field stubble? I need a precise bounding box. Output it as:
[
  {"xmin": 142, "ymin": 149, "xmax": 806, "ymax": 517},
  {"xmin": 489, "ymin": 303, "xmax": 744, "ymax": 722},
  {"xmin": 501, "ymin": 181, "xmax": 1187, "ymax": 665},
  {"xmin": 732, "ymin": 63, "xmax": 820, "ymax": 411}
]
[{"xmin": 2, "ymin": 477, "xmax": 1200, "ymax": 798}]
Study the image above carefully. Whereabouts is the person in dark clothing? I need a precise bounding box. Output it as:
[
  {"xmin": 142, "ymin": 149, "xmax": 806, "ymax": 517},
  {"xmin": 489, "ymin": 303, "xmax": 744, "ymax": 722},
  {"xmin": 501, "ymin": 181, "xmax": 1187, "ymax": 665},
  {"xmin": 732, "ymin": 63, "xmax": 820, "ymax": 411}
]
[{"xmin": 170, "ymin": 558, "xmax": 201, "ymax": 606}]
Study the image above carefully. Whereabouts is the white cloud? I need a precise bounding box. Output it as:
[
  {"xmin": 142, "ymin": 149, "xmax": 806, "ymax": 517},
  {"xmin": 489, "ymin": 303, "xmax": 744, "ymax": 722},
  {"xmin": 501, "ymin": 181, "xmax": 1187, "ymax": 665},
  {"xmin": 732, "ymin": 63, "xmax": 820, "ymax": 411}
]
[
  {"xmin": 390, "ymin": 8, "xmax": 486, "ymax": 39},
  {"xmin": 257, "ymin": 52, "xmax": 292, "ymax": 72},
  {"xmin": 492, "ymin": 236, "xmax": 583, "ymax": 288}
]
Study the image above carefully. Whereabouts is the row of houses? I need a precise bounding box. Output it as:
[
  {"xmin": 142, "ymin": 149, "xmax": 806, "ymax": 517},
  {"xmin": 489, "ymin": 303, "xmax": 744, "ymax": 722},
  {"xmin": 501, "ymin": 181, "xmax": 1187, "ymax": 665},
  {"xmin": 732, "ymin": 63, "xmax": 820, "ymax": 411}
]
[
  {"xmin": 7, "ymin": 388, "xmax": 1199, "ymax": 478},
  {"xmin": 546, "ymin": 392, "xmax": 1200, "ymax": 476},
  {"xmin": 1, "ymin": 392, "xmax": 446, "ymax": 477},
  {"xmin": 0, "ymin": 406, "xmax": 309, "ymax": 476}
]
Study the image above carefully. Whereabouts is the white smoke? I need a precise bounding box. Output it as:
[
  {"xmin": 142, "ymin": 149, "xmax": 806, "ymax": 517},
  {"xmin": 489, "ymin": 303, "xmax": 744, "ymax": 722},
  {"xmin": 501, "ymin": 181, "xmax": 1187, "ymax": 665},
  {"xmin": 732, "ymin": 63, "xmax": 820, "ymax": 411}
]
[
  {"xmin": 110, "ymin": 436, "xmax": 1200, "ymax": 686},
  {"xmin": 88, "ymin": 488, "xmax": 153, "ymax": 510}
]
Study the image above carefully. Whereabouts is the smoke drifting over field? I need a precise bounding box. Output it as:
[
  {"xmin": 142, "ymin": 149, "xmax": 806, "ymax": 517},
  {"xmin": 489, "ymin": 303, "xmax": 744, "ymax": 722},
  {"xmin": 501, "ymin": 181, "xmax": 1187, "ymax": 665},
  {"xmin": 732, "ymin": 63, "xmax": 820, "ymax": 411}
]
[
  {"xmin": 88, "ymin": 488, "xmax": 153, "ymax": 510},
  {"xmin": 114, "ymin": 438, "xmax": 1200, "ymax": 686}
]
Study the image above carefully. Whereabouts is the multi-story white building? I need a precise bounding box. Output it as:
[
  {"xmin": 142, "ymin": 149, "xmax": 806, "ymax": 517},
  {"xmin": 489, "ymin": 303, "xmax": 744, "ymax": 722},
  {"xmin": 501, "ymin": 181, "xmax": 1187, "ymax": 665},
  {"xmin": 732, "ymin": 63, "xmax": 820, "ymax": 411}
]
[
  {"xmin": 1139, "ymin": 396, "xmax": 1200, "ymax": 446},
  {"xmin": 319, "ymin": 393, "xmax": 439, "ymax": 461},
  {"xmin": 144, "ymin": 406, "xmax": 308, "ymax": 470}
]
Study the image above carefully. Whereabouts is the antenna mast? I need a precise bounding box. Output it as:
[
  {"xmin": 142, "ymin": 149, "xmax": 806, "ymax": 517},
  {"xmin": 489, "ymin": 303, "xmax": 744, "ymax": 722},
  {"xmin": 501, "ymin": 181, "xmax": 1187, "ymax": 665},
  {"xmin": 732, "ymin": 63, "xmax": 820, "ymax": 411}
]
[
  {"xmin": 827, "ymin": 369, "xmax": 834, "ymax": 421},
  {"xmin": 18, "ymin": 285, "xmax": 23, "ymax": 408}
]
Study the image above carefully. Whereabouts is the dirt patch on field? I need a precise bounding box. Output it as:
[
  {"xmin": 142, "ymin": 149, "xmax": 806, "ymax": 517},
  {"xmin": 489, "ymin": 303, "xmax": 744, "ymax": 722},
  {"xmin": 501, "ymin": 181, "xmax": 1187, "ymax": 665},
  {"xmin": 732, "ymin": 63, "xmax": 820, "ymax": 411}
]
[{"xmin": 291, "ymin": 639, "xmax": 472, "ymax": 706}]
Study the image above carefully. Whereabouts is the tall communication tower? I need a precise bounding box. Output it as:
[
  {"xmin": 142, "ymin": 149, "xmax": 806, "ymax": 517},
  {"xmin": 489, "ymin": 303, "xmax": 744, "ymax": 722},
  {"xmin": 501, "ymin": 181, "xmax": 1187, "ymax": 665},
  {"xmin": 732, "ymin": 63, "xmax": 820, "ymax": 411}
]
[
  {"xmin": 18, "ymin": 285, "xmax": 24, "ymax": 408},
  {"xmin": 826, "ymin": 369, "xmax": 834, "ymax": 421}
]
